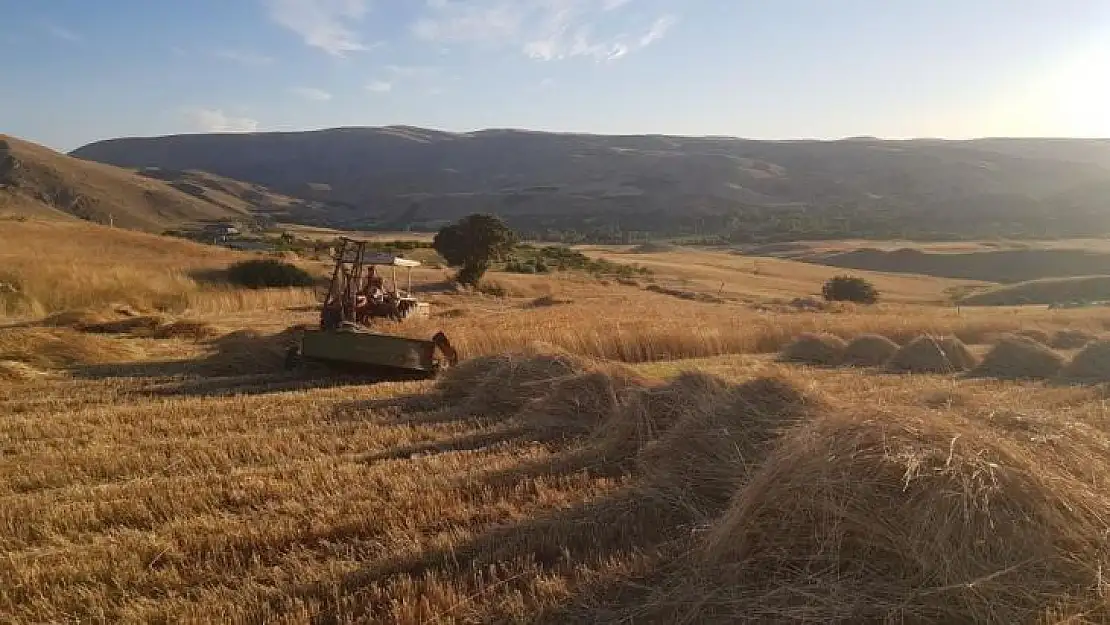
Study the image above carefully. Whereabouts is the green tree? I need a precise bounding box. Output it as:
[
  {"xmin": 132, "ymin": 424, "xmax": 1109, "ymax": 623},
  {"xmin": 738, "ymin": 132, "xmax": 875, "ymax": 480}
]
[
  {"xmin": 433, "ymin": 213, "xmax": 518, "ymax": 286},
  {"xmin": 821, "ymin": 275, "xmax": 880, "ymax": 304}
]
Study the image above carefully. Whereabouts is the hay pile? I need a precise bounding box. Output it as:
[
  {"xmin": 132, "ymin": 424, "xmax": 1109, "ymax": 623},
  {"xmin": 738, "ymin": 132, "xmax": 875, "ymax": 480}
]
[
  {"xmin": 0, "ymin": 360, "xmax": 51, "ymax": 381},
  {"xmin": 1051, "ymin": 329, "xmax": 1096, "ymax": 350},
  {"xmin": 972, "ymin": 335, "xmax": 1065, "ymax": 380},
  {"xmin": 0, "ymin": 327, "xmax": 142, "ymax": 369},
  {"xmin": 638, "ymin": 376, "xmax": 818, "ymax": 512},
  {"xmin": 435, "ymin": 344, "xmax": 595, "ymax": 419},
  {"xmin": 841, "ymin": 333, "xmax": 900, "ymax": 367},
  {"xmin": 40, "ymin": 309, "xmax": 115, "ymax": 329},
  {"xmin": 1015, "ymin": 328, "xmax": 1052, "ymax": 345},
  {"xmin": 199, "ymin": 326, "xmax": 306, "ymax": 375},
  {"xmin": 592, "ymin": 371, "xmax": 730, "ymax": 463},
  {"xmin": 149, "ymin": 319, "xmax": 223, "ymax": 341},
  {"xmin": 779, "ymin": 332, "xmax": 847, "ymax": 366},
  {"xmin": 1062, "ymin": 340, "xmax": 1110, "ymax": 382},
  {"xmin": 664, "ymin": 409, "xmax": 1110, "ymax": 624},
  {"xmin": 80, "ymin": 315, "xmax": 169, "ymax": 335},
  {"xmin": 887, "ymin": 334, "xmax": 977, "ymax": 373},
  {"xmin": 518, "ymin": 364, "xmax": 648, "ymax": 439}
]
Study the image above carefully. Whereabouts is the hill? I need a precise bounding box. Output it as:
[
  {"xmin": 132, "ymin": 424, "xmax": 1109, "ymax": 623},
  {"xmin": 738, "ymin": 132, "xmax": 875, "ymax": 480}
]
[
  {"xmin": 958, "ymin": 275, "xmax": 1110, "ymax": 306},
  {"xmin": 131, "ymin": 167, "xmax": 335, "ymax": 227},
  {"xmin": 70, "ymin": 127, "xmax": 1110, "ymax": 241},
  {"xmin": 0, "ymin": 135, "xmax": 262, "ymax": 232},
  {"xmin": 784, "ymin": 246, "xmax": 1110, "ymax": 284}
]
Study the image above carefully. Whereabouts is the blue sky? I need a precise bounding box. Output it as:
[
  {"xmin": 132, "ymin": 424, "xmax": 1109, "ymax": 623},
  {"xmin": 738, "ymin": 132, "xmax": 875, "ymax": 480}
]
[{"xmin": 3, "ymin": 0, "xmax": 1110, "ymax": 152}]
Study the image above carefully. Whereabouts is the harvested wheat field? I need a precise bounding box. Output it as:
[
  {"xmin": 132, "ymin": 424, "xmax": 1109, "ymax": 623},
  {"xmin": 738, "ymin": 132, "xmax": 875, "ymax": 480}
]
[{"xmin": 6, "ymin": 220, "xmax": 1110, "ymax": 623}]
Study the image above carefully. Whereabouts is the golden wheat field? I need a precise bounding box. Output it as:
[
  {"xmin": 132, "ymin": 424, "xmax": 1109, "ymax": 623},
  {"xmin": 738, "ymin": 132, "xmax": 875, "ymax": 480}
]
[{"xmin": 4, "ymin": 219, "xmax": 1110, "ymax": 624}]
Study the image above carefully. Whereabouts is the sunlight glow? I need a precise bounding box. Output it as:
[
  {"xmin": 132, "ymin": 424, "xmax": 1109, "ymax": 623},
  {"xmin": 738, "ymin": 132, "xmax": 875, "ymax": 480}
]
[{"xmin": 1036, "ymin": 40, "xmax": 1110, "ymax": 137}]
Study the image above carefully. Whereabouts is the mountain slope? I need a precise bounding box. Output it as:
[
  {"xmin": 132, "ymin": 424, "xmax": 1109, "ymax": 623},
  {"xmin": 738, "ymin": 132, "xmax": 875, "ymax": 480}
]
[
  {"xmin": 69, "ymin": 127, "xmax": 1110, "ymax": 240},
  {"xmin": 130, "ymin": 167, "xmax": 317, "ymax": 225},
  {"xmin": 0, "ymin": 135, "xmax": 251, "ymax": 232}
]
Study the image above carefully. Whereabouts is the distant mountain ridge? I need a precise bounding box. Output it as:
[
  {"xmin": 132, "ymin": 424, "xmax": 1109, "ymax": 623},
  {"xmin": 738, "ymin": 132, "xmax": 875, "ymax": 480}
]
[{"xmin": 69, "ymin": 127, "xmax": 1110, "ymax": 241}]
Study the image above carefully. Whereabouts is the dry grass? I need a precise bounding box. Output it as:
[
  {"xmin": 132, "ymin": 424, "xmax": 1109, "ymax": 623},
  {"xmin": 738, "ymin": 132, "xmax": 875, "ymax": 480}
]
[{"xmin": 0, "ymin": 219, "xmax": 322, "ymax": 318}]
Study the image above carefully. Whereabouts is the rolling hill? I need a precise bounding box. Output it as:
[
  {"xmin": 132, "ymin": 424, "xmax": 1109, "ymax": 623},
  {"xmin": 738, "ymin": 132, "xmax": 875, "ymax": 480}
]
[
  {"xmin": 0, "ymin": 135, "xmax": 255, "ymax": 232},
  {"xmin": 70, "ymin": 127, "xmax": 1110, "ymax": 241}
]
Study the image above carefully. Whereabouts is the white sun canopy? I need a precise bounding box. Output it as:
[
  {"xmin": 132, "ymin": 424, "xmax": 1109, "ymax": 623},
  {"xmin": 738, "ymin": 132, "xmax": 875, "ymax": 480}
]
[{"xmin": 340, "ymin": 250, "xmax": 422, "ymax": 267}]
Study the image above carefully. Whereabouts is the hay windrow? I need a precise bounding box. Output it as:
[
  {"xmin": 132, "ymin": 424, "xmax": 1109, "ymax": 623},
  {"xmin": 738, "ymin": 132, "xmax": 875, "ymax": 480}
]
[
  {"xmin": 519, "ymin": 364, "xmax": 649, "ymax": 438},
  {"xmin": 590, "ymin": 371, "xmax": 731, "ymax": 464},
  {"xmin": 0, "ymin": 360, "xmax": 52, "ymax": 381},
  {"xmin": 1051, "ymin": 329, "xmax": 1097, "ymax": 350},
  {"xmin": 1014, "ymin": 328, "xmax": 1052, "ymax": 345},
  {"xmin": 197, "ymin": 326, "xmax": 306, "ymax": 375},
  {"xmin": 667, "ymin": 409, "xmax": 1110, "ymax": 625},
  {"xmin": 39, "ymin": 309, "xmax": 115, "ymax": 329},
  {"xmin": 841, "ymin": 333, "xmax": 900, "ymax": 367},
  {"xmin": 1062, "ymin": 340, "xmax": 1110, "ymax": 382},
  {"xmin": 149, "ymin": 319, "xmax": 223, "ymax": 341},
  {"xmin": 972, "ymin": 335, "xmax": 1065, "ymax": 380},
  {"xmin": 435, "ymin": 343, "xmax": 596, "ymax": 419},
  {"xmin": 638, "ymin": 375, "xmax": 820, "ymax": 512},
  {"xmin": 887, "ymin": 334, "xmax": 977, "ymax": 373},
  {"xmin": 0, "ymin": 326, "xmax": 142, "ymax": 369},
  {"xmin": 80, "ymin": 315, "xmax": 169, "ymax": 335},
  {"xmin": 779, "ymin": 332, "xmax": 847, "ymax": 366}
]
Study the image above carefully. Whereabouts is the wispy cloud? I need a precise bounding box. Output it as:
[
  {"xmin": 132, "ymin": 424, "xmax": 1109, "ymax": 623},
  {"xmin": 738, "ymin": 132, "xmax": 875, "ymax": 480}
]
[
  {"xmin": 291, "ymin": 86, "xmax": 333, "ymax": 101},
  {"xmin": 264, "ymin": 0, "xmax": 373, "ymax": 57},
  {"xmin": 185, "ymin": 108, "xmax": 260, "ymax": 133},
  {"xmin": 366, "ymin": 80, "xmax": 393, "ymax": 93},
  {"xmin": 412, "ymin": 0, "xmax": 676, "ymax": 62},
  {"xmin": 44, "ymin": 23, "xmax": 81, "ymax": 43},
  {"xmin": 214, "ymin": 48, "xmax": 274, "ymax": 66},
  {"xmin": 385, "ymin": 64, "xmax": 440, "ymax": 78}
]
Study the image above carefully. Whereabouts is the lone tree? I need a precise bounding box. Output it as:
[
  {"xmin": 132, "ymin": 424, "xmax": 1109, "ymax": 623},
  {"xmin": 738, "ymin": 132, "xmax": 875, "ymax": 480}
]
[
  {"xmin": 822, "ymin": 275, "xmax": 880, "ymax": 304},
  {"xmin": 433, "ymin": 213, "xmax": 518, "ymax": 286}
]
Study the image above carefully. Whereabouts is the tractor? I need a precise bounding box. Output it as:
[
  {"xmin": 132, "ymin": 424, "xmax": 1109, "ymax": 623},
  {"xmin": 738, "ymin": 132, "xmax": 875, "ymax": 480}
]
[{"xmin": 285, "ymin": 236, "xmax": 457, "ymax": 377}]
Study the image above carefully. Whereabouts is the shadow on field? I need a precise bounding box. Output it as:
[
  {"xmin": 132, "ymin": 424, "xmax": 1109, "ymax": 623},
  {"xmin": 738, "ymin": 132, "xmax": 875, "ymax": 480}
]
[
  {"xmin": 67, "ymin": 329, "xmax": 410, "ymax": 397},
  {"xmin": 296, "ymin": 484, "xmax": 699, "ymax": 625},
  {"xmin": 353, "ymin": 425, "xmax": 535, "ymax": 464}
]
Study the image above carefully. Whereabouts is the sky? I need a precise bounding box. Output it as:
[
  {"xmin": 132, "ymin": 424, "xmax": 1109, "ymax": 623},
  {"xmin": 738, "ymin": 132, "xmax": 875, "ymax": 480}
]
[{"xmin": 2, "ymin": 0, "xmax": 1110, "ymax": 152}]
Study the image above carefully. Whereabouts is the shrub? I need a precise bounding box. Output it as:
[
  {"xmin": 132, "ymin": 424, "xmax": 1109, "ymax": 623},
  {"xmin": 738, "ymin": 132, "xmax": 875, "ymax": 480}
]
[
  {"xmin": 226, "ymin": 259, "xmax": 315, "ymax": 289},
  {"xmin": 822, "ymin": 275, "xmax": 879, "ymax": 304}
]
